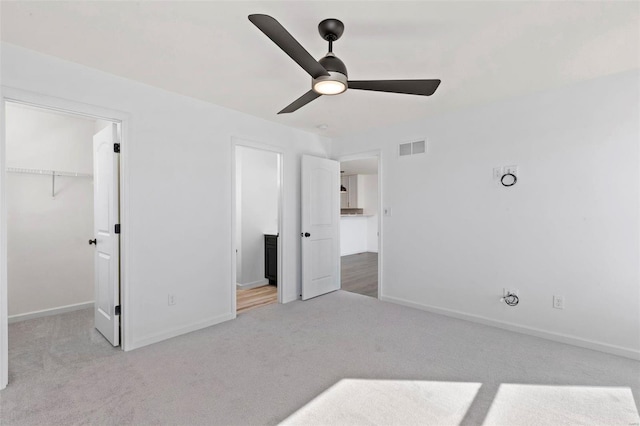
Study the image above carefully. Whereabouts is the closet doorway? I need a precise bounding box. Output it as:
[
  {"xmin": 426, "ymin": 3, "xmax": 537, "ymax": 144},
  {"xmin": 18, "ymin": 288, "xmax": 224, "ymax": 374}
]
[
  {"xmin": 233, "ymin": 143, "xmax": 283, "ymax": 314},
  {"xmin": 5, "ymin": 101, "xmax": 122, "ymax": 381}
]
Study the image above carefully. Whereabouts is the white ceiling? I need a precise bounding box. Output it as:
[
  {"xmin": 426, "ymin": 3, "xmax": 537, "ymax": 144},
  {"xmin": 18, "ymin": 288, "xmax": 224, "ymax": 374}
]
[
  {"xmin": 1, "ymin": 1, "xmax": 638, "ymax": 138},
  {"xmin": 341, "ymin": 157, "xmax": 378, "ymax": 175}
]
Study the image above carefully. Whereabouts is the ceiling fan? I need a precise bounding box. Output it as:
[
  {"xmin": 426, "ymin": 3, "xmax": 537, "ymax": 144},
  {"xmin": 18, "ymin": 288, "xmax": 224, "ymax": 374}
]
[{"xmin": 248, "ymin": 14, "xmax": 441, "ymax": 114}]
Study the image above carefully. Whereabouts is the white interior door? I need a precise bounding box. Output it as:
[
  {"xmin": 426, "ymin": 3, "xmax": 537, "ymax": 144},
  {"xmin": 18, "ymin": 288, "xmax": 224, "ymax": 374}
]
[
  {"xmin": 92, "ymin": 123, "xmax": 120, "ymax": 346},
  {"xmin": 301, "ymin": 155, "xmax": 340, "ymax": 300}
]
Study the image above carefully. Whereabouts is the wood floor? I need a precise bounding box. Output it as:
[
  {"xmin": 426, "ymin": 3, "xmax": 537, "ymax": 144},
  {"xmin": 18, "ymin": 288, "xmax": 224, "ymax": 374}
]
[
  {"xmin": 341, "ymin": 252, "xmax": 378, "ymax": 298},
  {"xmin": 236, "ymin": 285, "xmax": 277, "ymax": 313},
  {"xmin": 237, "ymin": 252, "xmax": 377, "ymax": 312}
]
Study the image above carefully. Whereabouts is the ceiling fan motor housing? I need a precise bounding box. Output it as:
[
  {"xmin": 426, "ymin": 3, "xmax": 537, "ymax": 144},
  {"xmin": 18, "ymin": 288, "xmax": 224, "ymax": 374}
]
[
  {"xmin": 313, "ymin": 53, "xmax": 348, "ymax": 95},
  {"xmin": 319, "ymin": 53, "xmax": 347, "ymax": 76}
]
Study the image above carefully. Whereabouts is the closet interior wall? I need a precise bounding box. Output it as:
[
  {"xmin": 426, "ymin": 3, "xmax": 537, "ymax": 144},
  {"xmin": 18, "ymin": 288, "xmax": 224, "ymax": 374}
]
[{"xmin": 6, "ymin": 103, "xmax": 103, "ymax": 320}]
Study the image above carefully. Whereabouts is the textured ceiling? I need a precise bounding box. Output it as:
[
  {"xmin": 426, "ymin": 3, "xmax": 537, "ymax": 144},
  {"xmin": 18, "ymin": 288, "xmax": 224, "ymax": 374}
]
[{"xmin": 1, "ymin": 1, "xmax": 638, "ymax": 137}]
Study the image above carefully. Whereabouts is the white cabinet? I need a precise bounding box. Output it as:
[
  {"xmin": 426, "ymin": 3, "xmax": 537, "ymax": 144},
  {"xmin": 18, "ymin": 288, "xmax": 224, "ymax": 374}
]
[{"xmin": 341, "ymin": 175, "xmax": 359, "ymax": 208}]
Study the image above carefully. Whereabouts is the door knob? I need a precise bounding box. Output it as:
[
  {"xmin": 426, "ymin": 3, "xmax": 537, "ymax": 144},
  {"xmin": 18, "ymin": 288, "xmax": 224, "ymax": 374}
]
[
  {"xmin": 89, "ymin": 239, "xmax": 97, "ymax": 245},
  {"xmin": 304, "ymin": 232, "xmax": 311, "ymax": 237}
]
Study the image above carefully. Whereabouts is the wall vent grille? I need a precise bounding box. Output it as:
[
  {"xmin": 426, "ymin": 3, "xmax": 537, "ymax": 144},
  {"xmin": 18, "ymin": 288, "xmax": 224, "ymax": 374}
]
[
  {"xmin": 399, "ymin": 143, "xmax": 412, "ymax": 156},
  {"xmin": 399, "ymin": 140, "xmax": 426, "ymax": 157}
]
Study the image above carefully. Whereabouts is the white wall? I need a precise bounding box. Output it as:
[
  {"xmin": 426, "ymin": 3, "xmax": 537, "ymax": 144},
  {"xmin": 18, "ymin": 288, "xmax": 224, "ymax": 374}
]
[
  {"xmin": 340, "ymin": 174, "xmax": 379, "ymax": 256},
  {"xmin": 331, "ymin": 70, "xmax": 640, "ymax": 358},
  {"xmin": 6, "ymin": 104, "xmax": 95, "ymax": 317},
  {"xmin": 236, "ymin": 146, "xmax": 278, "ymax": 287},
  {"xmin": 361, "ymin": 174, "xmax": 379, "ymax": 253},
  {"xmin": 340, "ymin": 217, "xmax": 368, "ymax": 256},
  {"xmin": 95, "ymin": 119, "xmax": 111, "ymax": 134},
  {"xmin": 0, "ymin": 43, "xmax": 330, "ymax": 355}
]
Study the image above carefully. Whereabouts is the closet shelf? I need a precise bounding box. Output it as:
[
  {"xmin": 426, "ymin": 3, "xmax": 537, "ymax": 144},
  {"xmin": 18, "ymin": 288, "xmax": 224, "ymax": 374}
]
[
  {"xmin": 6, "ymin": 167, "xmax": 92, "ymax": 178},
  {"xmin": 6, "ymin": 167, "xmax": 92, "ymax": 198}
]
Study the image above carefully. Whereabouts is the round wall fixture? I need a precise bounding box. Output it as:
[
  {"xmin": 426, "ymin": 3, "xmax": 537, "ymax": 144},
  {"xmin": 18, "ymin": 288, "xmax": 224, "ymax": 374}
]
[{"xmin": 501, "ymin": 173, "xmax": 517, "ymax": 187}]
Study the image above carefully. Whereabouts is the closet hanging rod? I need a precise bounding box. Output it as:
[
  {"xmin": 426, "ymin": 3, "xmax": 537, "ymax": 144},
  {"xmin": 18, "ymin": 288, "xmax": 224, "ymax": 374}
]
[{"xmin": 6, "ymin": 167, "xmax": 93, "ymax": 178}]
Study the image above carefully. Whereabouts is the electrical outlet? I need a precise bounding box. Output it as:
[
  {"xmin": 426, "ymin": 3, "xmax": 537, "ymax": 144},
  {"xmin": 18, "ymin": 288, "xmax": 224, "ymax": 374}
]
[
  {"xmin": 553, "ymin": 295, "xmax": 564, "ymax": 309},
  {"xmin": 493, "ymin": 167, "xmax": 503, "ymax": 180},
  {"xmin": 168, "ymin": 294, "xmax": 176, "ymax": 306}
]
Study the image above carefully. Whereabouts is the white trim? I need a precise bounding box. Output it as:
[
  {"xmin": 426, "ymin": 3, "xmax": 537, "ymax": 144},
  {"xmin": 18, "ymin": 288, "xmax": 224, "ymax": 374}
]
[
  {"xmin": 0, "ymin": 87, "xmax": 132, "ymax": 389},
  {"xmin": 235, "ymin": 150, "xmax": 243, "ymax": 286},
  {"xmin": 236, "ymin": 279, "xmax": 270, "ymax": 290},
  {"xmin": 335, "ymin": 150, "xmax": 383, "ymax": 300},
  {"xmin": 8, "ymin": 301, "xmax": 94, "ymax": 324},
  {"xmin": 128, "ymin": 313, "xmax": 235, "ymax": 351},
  {"xmin": 231, "ymin": 137, "xmax": 285, "ymax": 318},
  {"xmin": 0, "ymin": 91, "xmax": 7, "ymax": 390},
  {"xmin": 381, "ymin": 295, "xmax": 640, "ymax": 361}
]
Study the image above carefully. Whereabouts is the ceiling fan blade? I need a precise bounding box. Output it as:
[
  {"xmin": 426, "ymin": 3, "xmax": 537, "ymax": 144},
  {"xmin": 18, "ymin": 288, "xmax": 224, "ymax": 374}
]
[
  {"xmin": 249, "ymin": 14, "xmax": 329, "ymax": 79},
  {"xmin": 347, "ymin": 79, "xmax": 441, "ymax": 96},
  {"xmin": 278, "ymin": 90, "xmax": 322, "ymax": 114}
]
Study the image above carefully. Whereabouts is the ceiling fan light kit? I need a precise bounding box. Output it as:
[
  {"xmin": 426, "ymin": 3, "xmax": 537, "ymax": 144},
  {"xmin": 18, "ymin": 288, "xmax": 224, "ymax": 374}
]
[
  {"xmin": 313, "ymin": 72, "xmax": 348, "ymax": 95},
  {"xmin": 248, "ymin": 14, "xmax": 441, "ymax": 114}
]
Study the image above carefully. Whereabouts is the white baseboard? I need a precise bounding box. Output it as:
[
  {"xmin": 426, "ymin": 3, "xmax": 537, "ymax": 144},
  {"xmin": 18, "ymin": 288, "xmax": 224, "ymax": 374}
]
[
  {"xmin": 380, "ymin": 295, "xmax": 640, "ymax": 361},
  {"xmin": 129, "ymin": 312, "xmax": 235, "ymax": 351},
  {"xmin": 8, "ymin": 301, "xmax": 94, "ymax": 324},
  {"xmin": 236, "ymin": 279, "xmax": 269, "ymax": 290}
]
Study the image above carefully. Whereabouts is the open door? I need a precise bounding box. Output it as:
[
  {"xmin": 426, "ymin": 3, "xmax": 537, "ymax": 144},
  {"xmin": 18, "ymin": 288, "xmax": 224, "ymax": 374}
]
[
  {"xmin": 301, "ymin": 155, "xmax": 340, "ymax": 300},
  {"xmin": 92, "ymin": 124, "xmax": 120, "ymax": 346}
]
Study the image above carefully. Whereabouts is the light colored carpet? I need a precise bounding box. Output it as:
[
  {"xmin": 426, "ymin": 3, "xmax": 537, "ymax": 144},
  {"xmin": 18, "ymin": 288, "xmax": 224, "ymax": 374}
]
[
  {"xmin": 281, "ymin": 379, "xmax": 483, "ymax": 425},
  {"xmin": 2, "ymin": 291, "xmax": 639, "ymax": 425}
]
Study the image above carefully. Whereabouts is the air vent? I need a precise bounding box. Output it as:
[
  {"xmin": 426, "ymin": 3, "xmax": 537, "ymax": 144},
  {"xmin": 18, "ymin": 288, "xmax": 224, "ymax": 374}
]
[
  {"xmin": 399, "ymin": 140, "xmax": 426, "ymax": 157},
  {"xmin": 399, "ymin": 143, "xmax": 412, "ymax": 156},
  {"xmin": 412, "ymin": 140, "xmax": 426, "ymax": 154}
]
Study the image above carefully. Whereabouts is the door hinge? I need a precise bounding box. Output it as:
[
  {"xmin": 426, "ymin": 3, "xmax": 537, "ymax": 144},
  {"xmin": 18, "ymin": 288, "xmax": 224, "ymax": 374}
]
[
  {"xmin": 115, "ymin": 305, "xmax": 121, "ymax": 316},
  {"xmin": 115, "ymin": 224, "xmax": 121, "ymax": 234},
  {"xmin": 114, "ymin": 143, "xmax": 120, "ymax": 153}
]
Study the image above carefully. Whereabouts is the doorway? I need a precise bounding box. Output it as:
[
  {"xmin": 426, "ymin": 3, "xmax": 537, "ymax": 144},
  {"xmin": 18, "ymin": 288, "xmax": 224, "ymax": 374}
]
[
  {"xmin": 339, "ymin": 156, "xmax": 380, "ymax": 298},
  {"xmin": 233, "ymin": 143, "xmax": 282, "ymax": 314},
  {"xmin": 2, "ymin": 98, "xmax": 125, "ymax": 387},
  {"xmin": 0, "ymin": 86, "xmax": 131, "ymax": 389}
]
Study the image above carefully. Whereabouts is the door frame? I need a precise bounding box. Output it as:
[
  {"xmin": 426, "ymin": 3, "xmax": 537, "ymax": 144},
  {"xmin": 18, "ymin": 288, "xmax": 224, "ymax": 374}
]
[
  {"xmin": 0, "ymin": 87, "xmax": 131, "ymax": 389},
  {"xmin": 230, "ymin": 137, "xmax": 285, "ymax": 314},
  {"xmin": 336, "ymin": 150, "xmax": 383, "ymax": 299}
]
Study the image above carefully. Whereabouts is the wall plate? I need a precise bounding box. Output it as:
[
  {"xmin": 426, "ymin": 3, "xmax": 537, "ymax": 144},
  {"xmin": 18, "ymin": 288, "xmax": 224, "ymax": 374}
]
[{"xmin": 504, "ymin": 165, "xmax": 518, "ymax": 176}]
